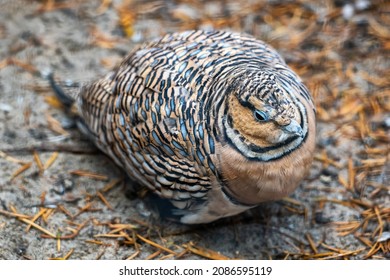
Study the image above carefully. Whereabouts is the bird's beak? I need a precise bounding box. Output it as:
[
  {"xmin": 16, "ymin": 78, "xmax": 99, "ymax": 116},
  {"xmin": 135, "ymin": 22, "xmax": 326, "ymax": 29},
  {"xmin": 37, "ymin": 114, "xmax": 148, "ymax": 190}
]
[{"xmin": 282, "ymin": 119, "xmax": 303, "ymax": 137}]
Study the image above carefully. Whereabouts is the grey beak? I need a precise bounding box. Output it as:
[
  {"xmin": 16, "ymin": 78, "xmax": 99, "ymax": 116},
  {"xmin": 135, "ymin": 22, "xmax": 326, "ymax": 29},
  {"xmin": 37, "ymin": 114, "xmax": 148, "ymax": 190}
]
[{"xmin": 282, "ymin": 119, "xmax": 303, "ymax": 137}]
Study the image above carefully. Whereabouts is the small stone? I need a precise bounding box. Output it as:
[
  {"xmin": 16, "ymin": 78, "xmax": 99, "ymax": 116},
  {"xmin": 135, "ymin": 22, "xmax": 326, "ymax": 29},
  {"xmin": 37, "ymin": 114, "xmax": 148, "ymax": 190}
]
[
  {"xmin": 322, "ymin": 166, "xmax": 339, "ymax": 177},
  {"xmin": 0, "ymin": 103, "xmax": 13, "ymax": 112},
  {"xmin": 136, "ymin": 201, "xmax": 152, "ymax": 218},
  {"xmin": 355, "ymin": 0, "xmax": 370, "ymax": 10},
  {"xmin": 384, "ymin": 117, "xmax": 390, "ymax": 128},
  {"xmin": 315, "ymin": 212, "xmax": 331, "ymax": 224},
  {"xmin": 342, "ymin": 4, "xmax": 354, "ymax": 20},
  {"xmin": 320, "ymin": 174, "xmax": 332, "ymax": 184},
  {"xmin": 377, "ymin": 231, "xmax": 390, "ymax": 242}
]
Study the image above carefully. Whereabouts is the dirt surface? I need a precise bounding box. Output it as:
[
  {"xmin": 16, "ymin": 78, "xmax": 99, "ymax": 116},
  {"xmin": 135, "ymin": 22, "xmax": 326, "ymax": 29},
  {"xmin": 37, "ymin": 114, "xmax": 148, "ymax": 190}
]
[{"xmin": 0, "ymin": 0, "xmax": 389, "ymax": 260}]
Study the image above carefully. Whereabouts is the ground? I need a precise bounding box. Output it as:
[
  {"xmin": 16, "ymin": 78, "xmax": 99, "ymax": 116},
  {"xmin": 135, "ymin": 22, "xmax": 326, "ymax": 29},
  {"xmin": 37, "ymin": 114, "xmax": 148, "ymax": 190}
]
[{"xmin": 0, "ymin": 0, "xmax": 389, "ymax": 260}]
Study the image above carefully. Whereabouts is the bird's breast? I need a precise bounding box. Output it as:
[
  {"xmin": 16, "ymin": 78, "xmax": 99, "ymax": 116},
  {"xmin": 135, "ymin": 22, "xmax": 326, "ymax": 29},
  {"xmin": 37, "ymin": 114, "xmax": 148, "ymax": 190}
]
[{"xmin": 214, "ymin": 120, "xmax": 315, "ymax": 205}]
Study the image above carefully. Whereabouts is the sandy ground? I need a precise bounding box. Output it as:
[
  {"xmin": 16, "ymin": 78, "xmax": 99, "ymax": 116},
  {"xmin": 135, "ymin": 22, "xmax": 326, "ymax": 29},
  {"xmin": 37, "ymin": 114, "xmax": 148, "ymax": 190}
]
[{"xmin": 0, "ymin": 0, "xmax": 389, "ymax": 260}]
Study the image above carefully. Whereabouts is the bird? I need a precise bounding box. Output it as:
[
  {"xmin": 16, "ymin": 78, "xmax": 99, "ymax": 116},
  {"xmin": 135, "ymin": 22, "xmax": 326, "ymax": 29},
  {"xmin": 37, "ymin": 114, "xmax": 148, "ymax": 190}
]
[{"xmin": 51, "ymin": 30, "xmax": 316, "ymax": 224}]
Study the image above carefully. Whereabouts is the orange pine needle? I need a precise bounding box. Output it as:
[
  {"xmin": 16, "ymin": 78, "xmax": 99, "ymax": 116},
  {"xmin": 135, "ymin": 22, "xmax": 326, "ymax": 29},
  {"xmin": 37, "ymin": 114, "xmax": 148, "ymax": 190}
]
[
  {"xmin": 0, "ymin": 150, "xmax": 28, "ymax": 164},
  {"xmin": 57, "ymin": 235, "xmax": 61, "ymax": 252},
  {"xmin": 348, "ymin": 158, "xmax": 355, "ymax": 190},
  {"xmin": 338, "ymin": 175, "xmax": 349, "ymax": 189},
  {"xmin": 43, "ymin": 152, "xmax": 59, "ymax": 170},
  {"xmin": 26, "ymin": 208, "xmax": 46, "ymax": 232},
  {"xmin": 146, "ymin": 250, "xmax": 161, "ymax": 260},
  {"xmin": 20, "ymin": 218, "xmax": 56, "ymax": 238},
  {"xmin": 126, "ymin": 251, "xmax": 140, "ymax": 260},
  {"xmin": 39, "ymin": 191, "xmax": 47, "ymax": 205},
  {"xmin": 42, "ymin": 208, "xmax": 55, "ymax": 223},
  {"xmin": 372, "ymin": 206, "xmax": 384, "ymax": 238},
  {"xmin": 364, "ymin": 242, "xmax": 381, "ymax": 259},
  {"xmin": 57, "ymin": 205, "xmax": 73, "ymax": 219},
  {"xmin": 101, "ymin": 178, "xmax": 122, "ymax": 193},
  {"xmin": 70, "ymin": 170, "xmax": 109, "ymax": 181},
  {"xmin": 85, "ymin": 240, "xmax": 110, "ymax": 246},
  {"xmin": 7, "ymin": 58, "xmax": 38, "ymax": 73},
  {"xmin": 94, "ymin": 233, "xmax": 133, "ymax": 240},
  {"xmin": 305, "ymin": 233, "xmax": 318, "ymax": 254},
  {"xmin": 354, "ymin": 234, "xmax": 373, "ymax": 248},
  {"xmin": 11, "ymin": 162, "xmax": 32, "ymax": 180},
  {"xmin": 320, "ymin": 248, "xmax": 365, "ymax": 259},
  {"xmin": 97, "ymin": 191, "xmax": 113, "ymax": 210},
  {"xmin": 63, "ymin": 248, "xmax": 74, "ymax": 259},
  {"xmin": 136, "ymin": 234, "xmax": 176, "ymax": 255},
  {"xmin": 46, "ymin": 113, "xmax": 69, "ymax": 136},
  {"xmin": 33, "ymin": 151, "xmax": 44, "ymax": 173},
  {"xmin": 0, "ymin": 209, "xmax": 31, "ymax": 219},
  {"xmin": 183, "ymin": 242, "xmax": 230, "ymax": 260},
  {"xmin": 49, "ymin": 248, "xmax": 74, "ymax": 260}
]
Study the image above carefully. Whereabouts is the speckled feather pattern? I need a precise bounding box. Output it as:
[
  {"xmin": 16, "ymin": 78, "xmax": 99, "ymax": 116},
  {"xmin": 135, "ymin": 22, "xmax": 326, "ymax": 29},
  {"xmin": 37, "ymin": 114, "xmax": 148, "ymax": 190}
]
[{"xmin": 67, "ymin": 30, "xmax": 316, "ymax": 224}]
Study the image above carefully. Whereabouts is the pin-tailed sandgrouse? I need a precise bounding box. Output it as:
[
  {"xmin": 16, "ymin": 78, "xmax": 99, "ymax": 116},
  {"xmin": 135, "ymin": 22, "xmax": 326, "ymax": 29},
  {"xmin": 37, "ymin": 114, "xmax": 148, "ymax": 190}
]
[{"xmin": 52, "ymin": 30, "xmax": 316, "ymax": 224}]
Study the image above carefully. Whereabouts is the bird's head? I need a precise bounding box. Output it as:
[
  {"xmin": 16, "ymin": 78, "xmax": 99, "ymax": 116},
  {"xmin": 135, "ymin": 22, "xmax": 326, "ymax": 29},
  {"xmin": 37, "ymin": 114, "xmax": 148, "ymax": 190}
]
[{"xmin": 222, "ymin": 70, "xmax": 309, "ymax": 161}]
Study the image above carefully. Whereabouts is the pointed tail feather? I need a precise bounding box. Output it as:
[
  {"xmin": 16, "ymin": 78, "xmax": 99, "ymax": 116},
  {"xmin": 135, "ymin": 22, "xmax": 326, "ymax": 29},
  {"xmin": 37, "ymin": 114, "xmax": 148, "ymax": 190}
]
[{"xmin": 46, "ymin": 73, "xmax": 79, "ymax": 108}]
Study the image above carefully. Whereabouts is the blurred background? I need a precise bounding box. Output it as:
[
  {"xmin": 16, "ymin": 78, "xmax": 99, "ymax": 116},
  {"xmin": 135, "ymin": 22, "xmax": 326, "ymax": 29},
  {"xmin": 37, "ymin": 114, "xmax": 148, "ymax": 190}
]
[{"xmin": 0, "ymin": 0, "xmax": 389, "ymax": 260}]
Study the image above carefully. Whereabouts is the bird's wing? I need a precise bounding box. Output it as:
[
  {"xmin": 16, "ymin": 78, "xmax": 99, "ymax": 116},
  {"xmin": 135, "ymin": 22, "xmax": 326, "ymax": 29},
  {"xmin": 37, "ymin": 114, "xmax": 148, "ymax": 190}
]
[{"xmin": 78, "ymin": 45, "xmax": 214, "ymax": 211}]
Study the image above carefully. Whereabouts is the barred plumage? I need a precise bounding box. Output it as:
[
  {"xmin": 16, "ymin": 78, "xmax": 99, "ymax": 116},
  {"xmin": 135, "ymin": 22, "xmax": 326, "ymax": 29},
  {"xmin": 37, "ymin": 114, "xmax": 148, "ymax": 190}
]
[{"xmin": 54, "ymin": 30, "xmax": 316, "ymax": 224}]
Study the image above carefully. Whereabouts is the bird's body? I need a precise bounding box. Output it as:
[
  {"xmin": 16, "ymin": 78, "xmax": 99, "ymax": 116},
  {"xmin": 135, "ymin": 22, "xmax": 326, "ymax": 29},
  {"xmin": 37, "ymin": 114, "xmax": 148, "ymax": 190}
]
[{"xmin": 56, "ymin": 30, "xmax": 316, "ymax": 224}]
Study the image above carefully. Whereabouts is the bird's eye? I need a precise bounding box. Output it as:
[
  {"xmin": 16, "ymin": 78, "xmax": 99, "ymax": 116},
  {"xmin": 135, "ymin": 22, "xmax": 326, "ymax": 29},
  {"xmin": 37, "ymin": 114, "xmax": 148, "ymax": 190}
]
[{"xmin": 254, "ymin": 110, "xmax": 268, "ymax": 122}]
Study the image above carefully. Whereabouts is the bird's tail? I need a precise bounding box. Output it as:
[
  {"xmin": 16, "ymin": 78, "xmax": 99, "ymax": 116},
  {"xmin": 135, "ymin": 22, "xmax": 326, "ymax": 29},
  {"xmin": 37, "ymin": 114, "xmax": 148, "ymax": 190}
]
[{"xmin": 46, "ymin": 72, "xmax": 80, "ymax": 112}]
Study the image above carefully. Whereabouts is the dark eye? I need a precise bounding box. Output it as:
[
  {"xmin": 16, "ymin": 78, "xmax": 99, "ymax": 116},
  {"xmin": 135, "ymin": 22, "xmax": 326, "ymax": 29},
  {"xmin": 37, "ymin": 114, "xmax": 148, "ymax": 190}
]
[{"xmin": 254, "ymin": 110, "xmax": 268, "ymax": 122}]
